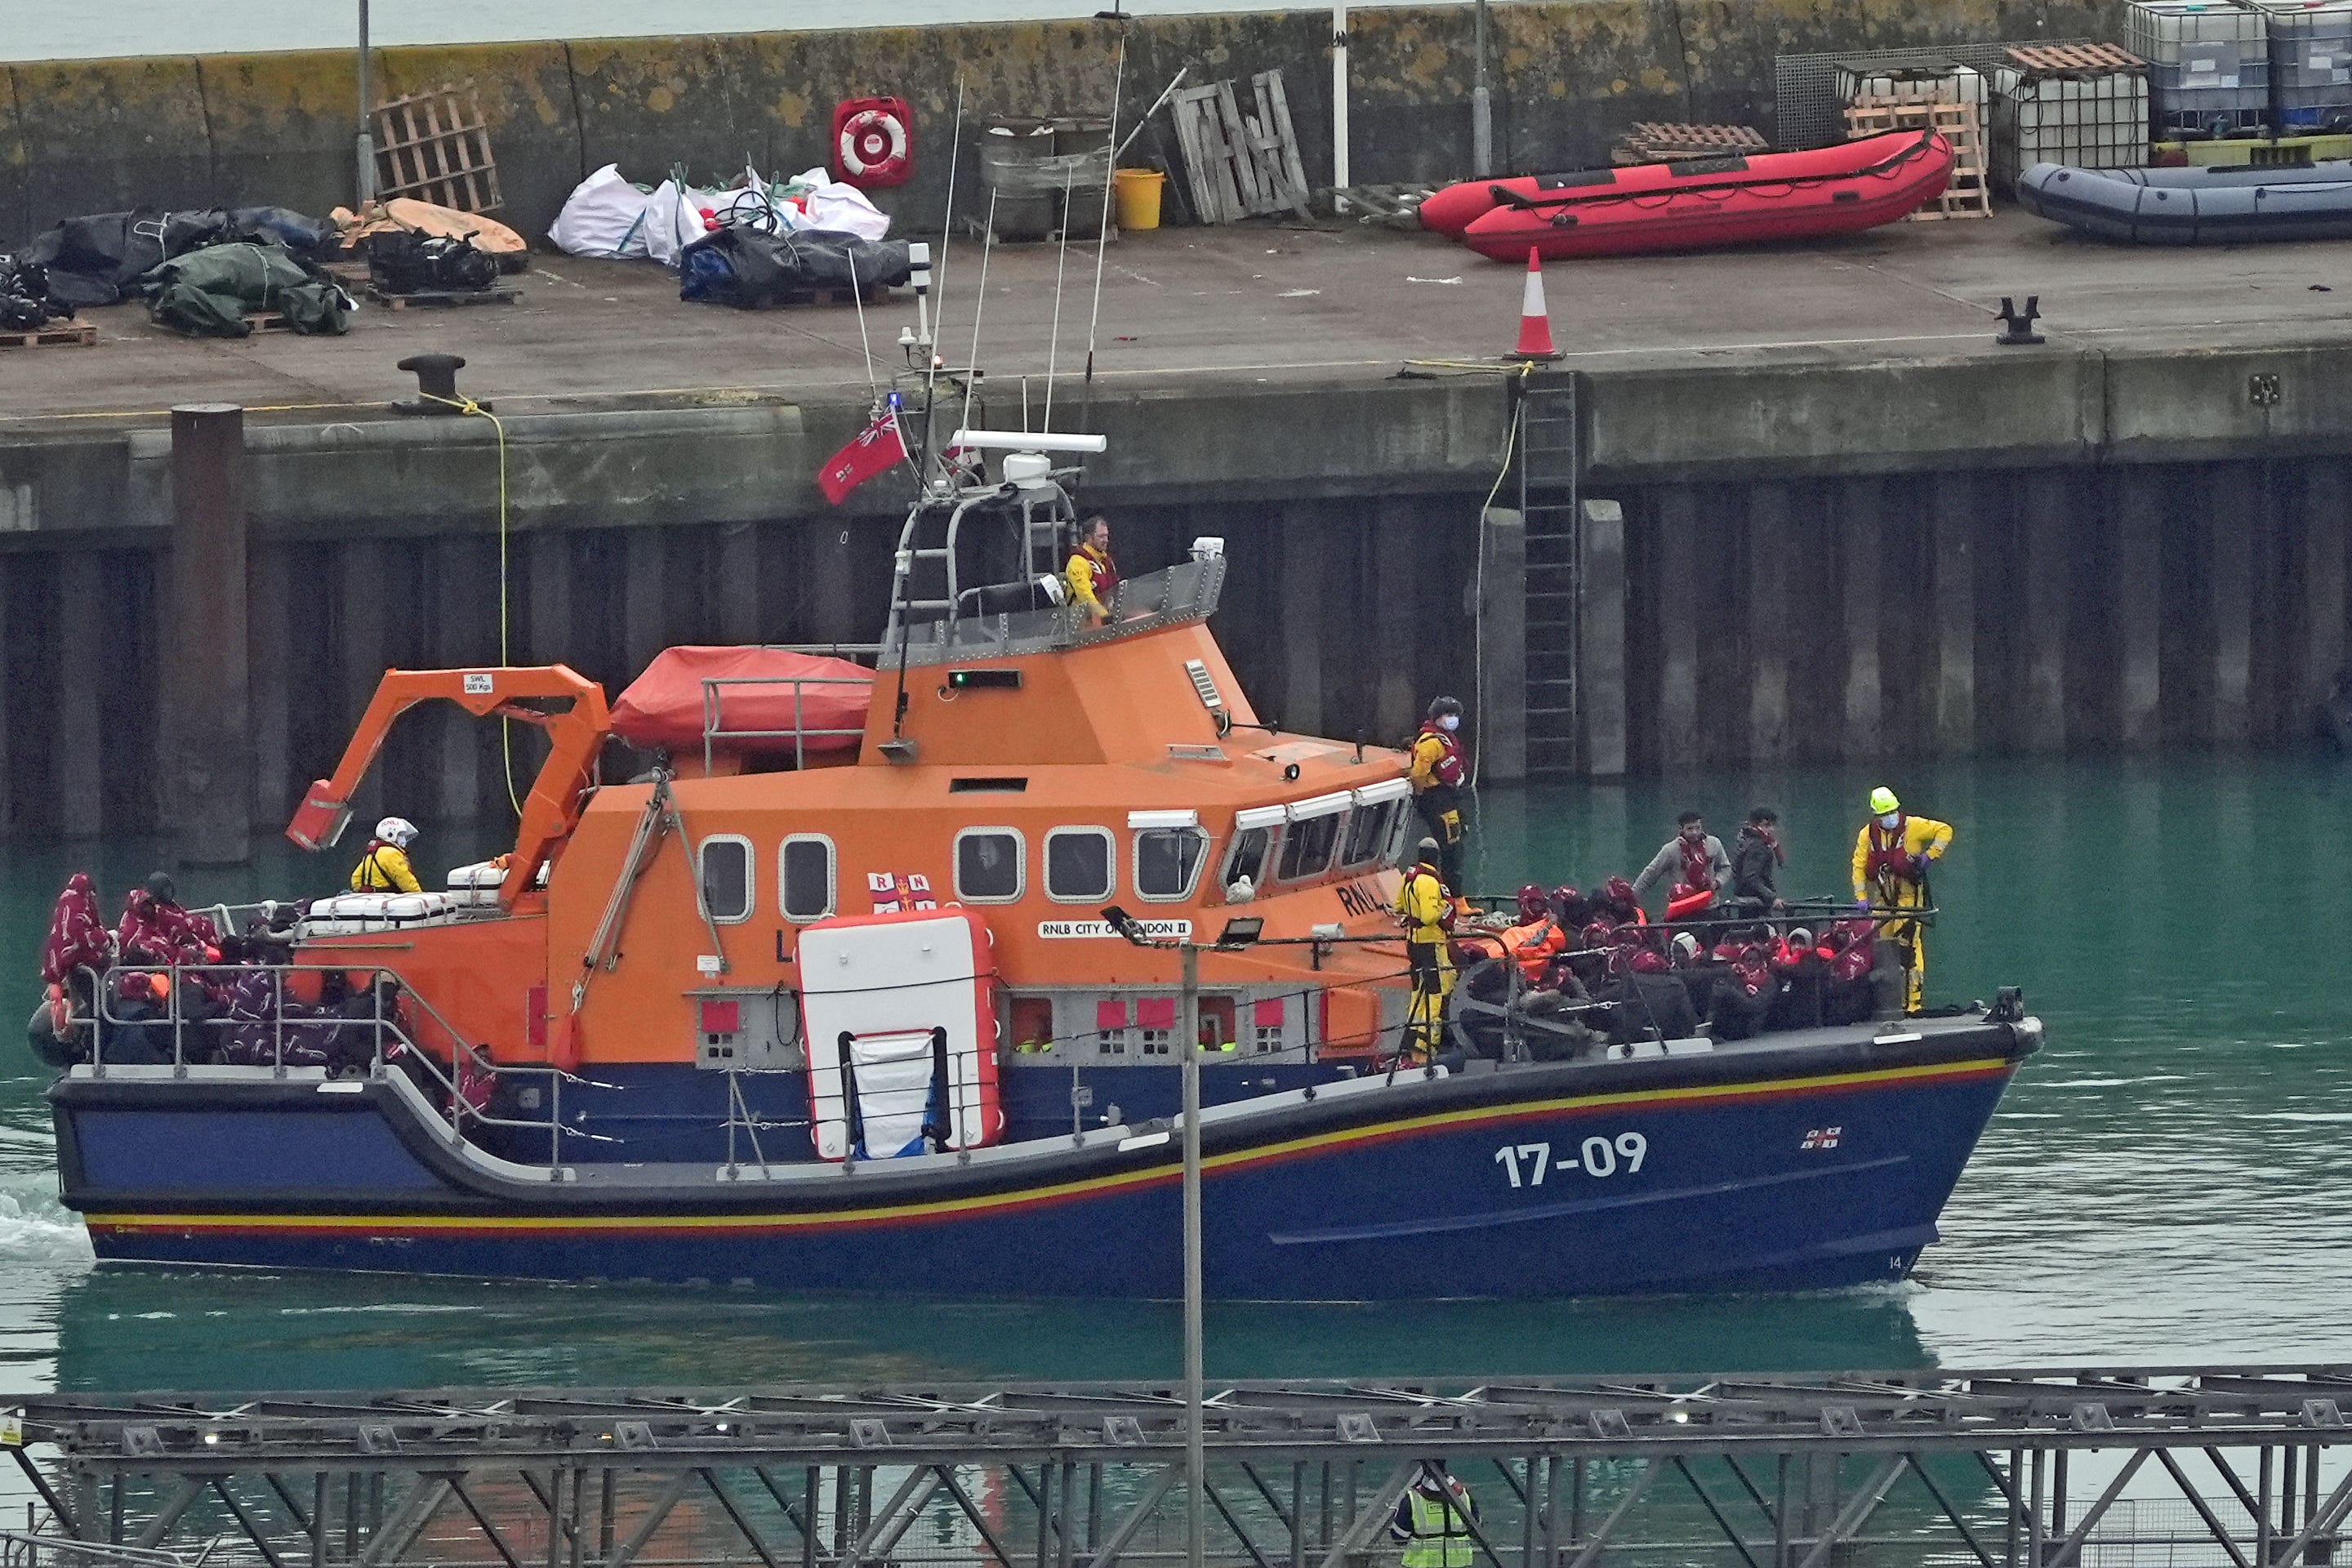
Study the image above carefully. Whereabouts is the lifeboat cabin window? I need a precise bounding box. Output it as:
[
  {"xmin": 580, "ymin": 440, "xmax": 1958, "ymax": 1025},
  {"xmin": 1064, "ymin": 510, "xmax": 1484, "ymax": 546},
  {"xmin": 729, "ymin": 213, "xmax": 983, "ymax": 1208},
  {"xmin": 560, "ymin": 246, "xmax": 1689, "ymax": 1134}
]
[
  {"xmin": 1343, "ymin": 778, "xmax": 1414, "ymax": 869},
  {"xmin": 1045, "ymin": 827, "xmax": 1116, "ymax": 902},
  {"xmin": 1343, "ymin": 799, "xmax": 1399, "ymax": 867},
  {"xmin": 781, "ymin": 835, "xmax": 836, "ymax": 922},
  {"xmin": 1277, "ymin": 806, "xmax": 1347, "ymax": 882},
  {"xmin": 1134, "ymin": 826, "xmax": 1207, "ymax": 902},
  {"xmin": 699, "ymin": 835, "xmax": 754, "ymax": 924},
  {"xmin": 1222, "ymin": 804, "xmax": 1287, "ymax": 897},
  {"xmin": 955, "ymin": 827, "xmax": 1025, "ymax": 902}
]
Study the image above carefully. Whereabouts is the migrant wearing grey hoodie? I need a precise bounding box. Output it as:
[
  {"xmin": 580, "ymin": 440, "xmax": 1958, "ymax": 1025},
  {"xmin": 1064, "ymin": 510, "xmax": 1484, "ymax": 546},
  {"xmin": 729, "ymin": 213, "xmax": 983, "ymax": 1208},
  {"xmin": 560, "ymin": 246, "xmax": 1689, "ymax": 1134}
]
[{"xmin": 1628, "ymin": 833, "xmax": 1731, "ymax": 906}]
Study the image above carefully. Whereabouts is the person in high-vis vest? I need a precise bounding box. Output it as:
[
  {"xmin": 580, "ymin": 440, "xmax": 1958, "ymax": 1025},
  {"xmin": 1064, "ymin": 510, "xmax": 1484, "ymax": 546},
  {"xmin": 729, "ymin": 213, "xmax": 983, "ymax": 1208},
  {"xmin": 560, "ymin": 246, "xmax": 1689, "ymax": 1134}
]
[
  {"xmin": 350, "ymin": 817, "xmax": 423, "ymax": 895},
  {"xmin": 1408, "ymin": 696, "xmax": 1470, "ymax": 892},
  {"xmin": 1064, "ymin": 514, "xmax": 1121, "ymax": 627},
  {"xmin": 1395, "ymin": 840, "xmax": 1455, "ymax": 1062},
  {"xmin": 1390, "ymin": 1468, "xmax": 1477, "ymax": 1568},
  {"xmin": 1851, "ymin": 786, "xmax": 1953, "ymax": 1013}
]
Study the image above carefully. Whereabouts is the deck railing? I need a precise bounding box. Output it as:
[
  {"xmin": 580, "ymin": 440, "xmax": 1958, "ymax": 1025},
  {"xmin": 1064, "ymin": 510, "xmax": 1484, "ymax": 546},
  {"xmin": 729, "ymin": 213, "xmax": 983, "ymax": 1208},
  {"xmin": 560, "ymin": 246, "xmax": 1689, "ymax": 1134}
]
[{"xmin": 71, "ymin": 960, "xmax": 586, "ymax": 1170}]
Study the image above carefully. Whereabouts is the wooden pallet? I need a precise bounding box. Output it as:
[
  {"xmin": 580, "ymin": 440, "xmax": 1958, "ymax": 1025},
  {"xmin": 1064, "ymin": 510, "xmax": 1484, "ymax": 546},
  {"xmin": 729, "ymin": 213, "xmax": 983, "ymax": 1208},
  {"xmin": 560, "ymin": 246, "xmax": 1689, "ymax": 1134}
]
[
  {"xmin": 774, "ymin": 282, "xmax": 892, "ymax": 307},
  {"xmin": 1614, "ymin": 122, "xmax": 1770, "ymax": 164},
  {"xmin": 2006, "ymin": 42, "xmax": 2145, "ymax": 74},
  {"xmin": 1844, "ymin": 98, "xmax": 1993, "ymax": 218},
  {"xmin": 373, "ymin": 86, "xmax": 504, "ymax": 214},
  {"xmin": 1169, "ymin": 70, "xmax": 1312, "ymax": 223},
  {"xmin": 0, "ymin": 322, "xmax": 96, "ymax": 349},
  {"xmin": 148, "ymin": 310, "xmax": 300, "ymax": 336},
  {"xmin": 368, "ymin": 285, "xmax": 520, "ymax": 309}
]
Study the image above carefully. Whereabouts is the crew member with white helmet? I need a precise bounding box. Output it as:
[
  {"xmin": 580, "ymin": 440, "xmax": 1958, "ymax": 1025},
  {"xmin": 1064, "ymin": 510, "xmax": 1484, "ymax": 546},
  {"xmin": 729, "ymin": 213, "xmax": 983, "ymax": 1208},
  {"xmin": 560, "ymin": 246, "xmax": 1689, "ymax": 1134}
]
[{"xmin": 350, "ymin": 817, "xmax": 423, "ymax": 894}]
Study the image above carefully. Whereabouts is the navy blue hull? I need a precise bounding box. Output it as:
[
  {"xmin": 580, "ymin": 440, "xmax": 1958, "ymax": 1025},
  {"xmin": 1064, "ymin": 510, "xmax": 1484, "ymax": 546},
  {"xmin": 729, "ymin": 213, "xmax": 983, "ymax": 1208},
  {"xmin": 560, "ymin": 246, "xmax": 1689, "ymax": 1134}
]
[{"xmin": 51, "ymin": 1018, "xmax": 2034, "ymax": 1300}]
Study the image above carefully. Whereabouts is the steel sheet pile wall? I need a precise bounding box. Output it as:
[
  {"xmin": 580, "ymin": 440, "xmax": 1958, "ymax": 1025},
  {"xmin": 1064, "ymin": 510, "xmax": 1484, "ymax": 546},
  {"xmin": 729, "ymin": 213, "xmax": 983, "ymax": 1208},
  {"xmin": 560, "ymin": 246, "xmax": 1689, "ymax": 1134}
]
[{"xmin": 1, "ymin": 453, "xmax": 2347, "ymax": 839}]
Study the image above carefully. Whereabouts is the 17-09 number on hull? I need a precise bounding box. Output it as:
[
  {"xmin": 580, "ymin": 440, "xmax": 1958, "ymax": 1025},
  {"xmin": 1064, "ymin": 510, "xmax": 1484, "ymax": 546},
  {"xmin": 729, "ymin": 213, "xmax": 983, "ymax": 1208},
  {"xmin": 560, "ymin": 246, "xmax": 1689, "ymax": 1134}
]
[{"xmin": 1494, "ymin": 1133, "xmax": 1647, "ymax": 1187}]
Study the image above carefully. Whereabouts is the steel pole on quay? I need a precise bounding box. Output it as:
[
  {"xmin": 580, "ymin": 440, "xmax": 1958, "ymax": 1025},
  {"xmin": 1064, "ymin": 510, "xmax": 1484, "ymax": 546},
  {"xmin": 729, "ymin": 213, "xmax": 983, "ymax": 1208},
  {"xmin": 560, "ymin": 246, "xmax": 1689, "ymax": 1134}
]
[{"xmin": 6, "ymin": 1365, "xmax": 2352, "ymax": 1568}]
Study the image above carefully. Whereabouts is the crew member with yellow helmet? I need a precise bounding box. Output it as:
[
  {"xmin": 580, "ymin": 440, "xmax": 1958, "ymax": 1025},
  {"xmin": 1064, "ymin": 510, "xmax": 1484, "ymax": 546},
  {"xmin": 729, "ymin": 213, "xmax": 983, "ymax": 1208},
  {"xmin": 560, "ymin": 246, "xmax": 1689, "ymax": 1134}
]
[
  {"xmin": 1395, "ymin": 838, "xmax": 1455, "ymax": 1062},
  {"xmin": 1851, "ymin": 786, "xmax": 1952, "ymax": 1013}
]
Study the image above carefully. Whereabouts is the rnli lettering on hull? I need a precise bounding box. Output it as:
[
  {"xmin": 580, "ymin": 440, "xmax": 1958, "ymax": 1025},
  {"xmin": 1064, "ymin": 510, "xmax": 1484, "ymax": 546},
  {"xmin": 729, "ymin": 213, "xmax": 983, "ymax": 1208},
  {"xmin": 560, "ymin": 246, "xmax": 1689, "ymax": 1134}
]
[
  {"xmin": 1333, "ymin": 880, "xmax": 1388, "ymax": 918},
  {"xmin": 1040, "ymin": 920, "xmax": 1194, "ymax": 940}
]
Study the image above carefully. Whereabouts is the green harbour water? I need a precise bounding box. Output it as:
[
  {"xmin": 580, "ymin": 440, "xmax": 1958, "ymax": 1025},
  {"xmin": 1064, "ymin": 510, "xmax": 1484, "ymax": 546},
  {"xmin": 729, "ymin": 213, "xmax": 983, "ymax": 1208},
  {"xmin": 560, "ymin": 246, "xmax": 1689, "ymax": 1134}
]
[{"xmin": 0, "ymin": 755, "xmax": 2345, "ymax": 1396}]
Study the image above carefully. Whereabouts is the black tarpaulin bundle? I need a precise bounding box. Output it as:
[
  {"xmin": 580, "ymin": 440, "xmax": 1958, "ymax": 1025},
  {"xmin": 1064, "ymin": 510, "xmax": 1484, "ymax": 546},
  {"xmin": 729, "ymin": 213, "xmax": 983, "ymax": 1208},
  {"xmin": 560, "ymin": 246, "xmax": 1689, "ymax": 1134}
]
[
  {"xmin": 15, "ymin": 207, "xmax": 337, "ymax": 308},
  {"xmin": 678, "ymin": 228, "xmax": 911, "ymax": 309}
]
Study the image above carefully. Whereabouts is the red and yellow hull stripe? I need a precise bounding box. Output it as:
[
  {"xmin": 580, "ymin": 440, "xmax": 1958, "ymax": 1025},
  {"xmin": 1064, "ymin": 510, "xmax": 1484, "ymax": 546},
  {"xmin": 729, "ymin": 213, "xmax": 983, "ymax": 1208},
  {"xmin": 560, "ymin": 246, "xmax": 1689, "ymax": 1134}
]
[{"xmin": 86, "ymin": 1056, "xmax": 2014, "ymax": 1241}]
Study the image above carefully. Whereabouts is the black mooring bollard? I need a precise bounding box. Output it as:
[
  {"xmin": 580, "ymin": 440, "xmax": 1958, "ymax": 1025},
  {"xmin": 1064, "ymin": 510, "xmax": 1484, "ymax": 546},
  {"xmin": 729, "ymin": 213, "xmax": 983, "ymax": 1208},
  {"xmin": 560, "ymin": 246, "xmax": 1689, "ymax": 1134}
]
[
  {"xmin": 1995, "ymin": 296, "xmax": 2045, "ymax": 346},
  {"xmin": 393, "ymin": 352, "xmax": 488, "ymax": 414}
]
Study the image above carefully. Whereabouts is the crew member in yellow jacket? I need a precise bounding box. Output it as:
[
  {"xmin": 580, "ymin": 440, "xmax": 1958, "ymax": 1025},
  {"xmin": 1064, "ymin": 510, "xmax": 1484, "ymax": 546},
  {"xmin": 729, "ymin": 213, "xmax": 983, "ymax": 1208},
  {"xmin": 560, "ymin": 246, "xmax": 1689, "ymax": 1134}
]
[
  {"xmin": 350, "ymin": 816, "xmax": 423, "ymax": 895},
  {"xmin": 1851, "ymin": 786, "xmax": 1952, "ymax": 1013},
  {"xmin": 1064, "ymin": 514, "xmax": 1121, "ymax": 627},
  {"xmin": 1394, "ymin": 839, "xmax": 1456, "ymax": 1062}
]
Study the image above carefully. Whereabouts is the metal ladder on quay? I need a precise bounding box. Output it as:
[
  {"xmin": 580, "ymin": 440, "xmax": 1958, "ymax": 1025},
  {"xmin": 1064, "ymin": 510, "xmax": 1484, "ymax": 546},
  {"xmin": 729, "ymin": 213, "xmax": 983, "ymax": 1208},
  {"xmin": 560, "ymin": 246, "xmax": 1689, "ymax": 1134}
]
[{"xmin": 1516, "ymin": 372, "xmax": 1581, "ymax": 778}]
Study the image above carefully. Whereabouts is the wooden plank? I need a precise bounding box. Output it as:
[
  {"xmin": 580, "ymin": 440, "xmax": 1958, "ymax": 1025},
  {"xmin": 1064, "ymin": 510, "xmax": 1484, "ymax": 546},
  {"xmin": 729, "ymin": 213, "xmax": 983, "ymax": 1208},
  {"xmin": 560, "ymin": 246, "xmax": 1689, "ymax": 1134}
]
[
  {"xmin": 1249, "ymin": 74, "xmax": 1309, "ymax": 216},
  {"xmin": 420, "ymin": 93, "xmax": 450, "ymax": 205},
  {"xmin": 1169, "ymin": 91, "xmax": 1227, "ymax": 223},
  {"xmin": 1180, "ymin": 90, "xmax": 1243, "ymax": 222},
  {"xmin": 1214, "ymin": 81, "xmax": 1264, "ymax": 215}
]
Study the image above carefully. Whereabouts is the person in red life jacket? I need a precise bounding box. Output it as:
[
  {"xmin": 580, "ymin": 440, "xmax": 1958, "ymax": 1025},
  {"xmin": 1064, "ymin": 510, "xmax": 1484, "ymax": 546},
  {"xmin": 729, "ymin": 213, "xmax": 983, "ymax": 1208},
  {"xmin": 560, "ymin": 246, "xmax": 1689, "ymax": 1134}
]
[
  {"xmin": 1708, "ymin": 931, "xmax": 1777, "ymax": 1040},
  {"xmin": 1549, "ymin": 884, "xmax": 1592, "ymax": 932},
  {"xmin": 1729, "ymin": 806, "xmax": 1788, "ymax": 918},
  {"xmin": 1851, "ymin": 785, "xmax": 1953, "ymax": 1013},
  {"xmin": 1514, "ymin": 883, "xmax": 1547, "ymax": 924},
  {"xmin": 1597, "ymin": 875, "xmax": 1645, "ymax": 927},
  {"xmin": 1766, "ymin": 925, "xmax": 1827, "ymax": 1031},
  {"xmin": 1064, "ymin": 514, "xmax": 1122, "ymax": 628},
  {"xmin": 1630, "ymin": 811, "xmax": 1731, "ymax": 920},
  {"xmin": 1408, "ymin": 696, "xmax": 1471, "ymax": 893}
]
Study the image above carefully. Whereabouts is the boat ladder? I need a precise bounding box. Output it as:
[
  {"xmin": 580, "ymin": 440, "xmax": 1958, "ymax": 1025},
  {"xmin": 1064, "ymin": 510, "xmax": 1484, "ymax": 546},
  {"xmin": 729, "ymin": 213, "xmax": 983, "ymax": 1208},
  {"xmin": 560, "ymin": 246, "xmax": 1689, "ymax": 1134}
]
[{"xmin": 1517, "ymin": 372, "xmax": 1582, "ymax": 777}]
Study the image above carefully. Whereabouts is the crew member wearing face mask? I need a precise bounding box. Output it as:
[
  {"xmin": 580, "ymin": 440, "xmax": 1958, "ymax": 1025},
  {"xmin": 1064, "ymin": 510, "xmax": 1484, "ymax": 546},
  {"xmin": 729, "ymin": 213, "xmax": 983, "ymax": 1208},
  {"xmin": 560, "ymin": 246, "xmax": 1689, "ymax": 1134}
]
[
  {"xmin": 1408, "ymin": 696, "xmax": 1471, "ymax": 893},
  {"xmin": 1851, "ymin": 786, "xmax": 1952, "ymax": 1013}
]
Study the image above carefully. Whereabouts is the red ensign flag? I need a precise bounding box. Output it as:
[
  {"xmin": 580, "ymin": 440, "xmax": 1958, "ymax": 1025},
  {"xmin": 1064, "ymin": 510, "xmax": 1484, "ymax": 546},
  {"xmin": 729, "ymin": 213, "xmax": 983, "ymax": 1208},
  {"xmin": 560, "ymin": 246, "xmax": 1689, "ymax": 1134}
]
[{"xmin": 816, "ymin": 412, "xmax": 907, "ymax": 505}]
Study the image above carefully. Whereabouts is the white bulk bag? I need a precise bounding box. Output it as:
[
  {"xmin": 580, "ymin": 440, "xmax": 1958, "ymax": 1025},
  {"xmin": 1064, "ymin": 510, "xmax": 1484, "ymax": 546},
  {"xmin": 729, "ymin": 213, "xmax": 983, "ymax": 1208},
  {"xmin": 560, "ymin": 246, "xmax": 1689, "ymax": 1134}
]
[
  {"xmin": 784, "ymin": 167, "xmax": 891, "ymax": 242},
  {"xmin": 550, "ymin": 163, "xmax": 653, "ymax": 258}
]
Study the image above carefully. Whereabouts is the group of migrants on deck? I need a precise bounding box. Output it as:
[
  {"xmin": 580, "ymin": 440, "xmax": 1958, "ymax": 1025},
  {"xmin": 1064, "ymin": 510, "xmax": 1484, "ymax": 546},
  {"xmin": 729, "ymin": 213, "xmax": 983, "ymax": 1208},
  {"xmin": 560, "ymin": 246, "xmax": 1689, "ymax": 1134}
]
[{"xmin": 1395, "ymin": 698, "xmax": 1953, "ymax": 1060}]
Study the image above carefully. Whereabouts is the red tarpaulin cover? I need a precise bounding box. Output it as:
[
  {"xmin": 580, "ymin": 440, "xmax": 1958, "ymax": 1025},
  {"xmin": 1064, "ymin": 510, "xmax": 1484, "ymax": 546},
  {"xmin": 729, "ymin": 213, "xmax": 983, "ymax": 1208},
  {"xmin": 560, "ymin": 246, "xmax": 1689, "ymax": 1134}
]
[{"xmin": 610, "ymin": 647, "xmax": 873, "ymax": 756}]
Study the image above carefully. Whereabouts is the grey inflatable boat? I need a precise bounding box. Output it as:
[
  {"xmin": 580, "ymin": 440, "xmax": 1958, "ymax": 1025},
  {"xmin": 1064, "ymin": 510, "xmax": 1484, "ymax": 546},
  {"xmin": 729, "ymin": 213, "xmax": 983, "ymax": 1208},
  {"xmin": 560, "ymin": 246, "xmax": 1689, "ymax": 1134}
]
[{"xmin": 2017, "ymin": 159, "xmax": 2352, "ymax": 243}]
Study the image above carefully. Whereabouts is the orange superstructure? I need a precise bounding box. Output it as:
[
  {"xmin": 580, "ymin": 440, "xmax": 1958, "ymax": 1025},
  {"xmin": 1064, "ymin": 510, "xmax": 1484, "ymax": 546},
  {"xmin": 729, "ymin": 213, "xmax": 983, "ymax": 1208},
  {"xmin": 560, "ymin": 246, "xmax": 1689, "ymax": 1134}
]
[{"xmin": 288, "ymin": 530, "xmax": 1418, "ymax": 1083}]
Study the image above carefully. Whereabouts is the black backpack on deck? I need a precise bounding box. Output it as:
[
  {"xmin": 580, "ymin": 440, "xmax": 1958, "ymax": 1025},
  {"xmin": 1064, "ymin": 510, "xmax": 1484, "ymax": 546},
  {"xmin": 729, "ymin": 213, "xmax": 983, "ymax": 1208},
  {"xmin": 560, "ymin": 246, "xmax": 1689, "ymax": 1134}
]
[{"xmin": 364, "ymin": 229, "xmax": 500, "ymax": 295}]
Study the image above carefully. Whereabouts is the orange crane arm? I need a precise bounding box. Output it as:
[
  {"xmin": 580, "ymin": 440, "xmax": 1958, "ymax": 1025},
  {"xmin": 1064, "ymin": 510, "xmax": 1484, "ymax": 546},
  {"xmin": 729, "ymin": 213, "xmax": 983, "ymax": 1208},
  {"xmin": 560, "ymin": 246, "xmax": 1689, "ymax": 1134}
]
[{"xmin": 286, "ymin": 666, "xmax": 612, "ymax": 911}]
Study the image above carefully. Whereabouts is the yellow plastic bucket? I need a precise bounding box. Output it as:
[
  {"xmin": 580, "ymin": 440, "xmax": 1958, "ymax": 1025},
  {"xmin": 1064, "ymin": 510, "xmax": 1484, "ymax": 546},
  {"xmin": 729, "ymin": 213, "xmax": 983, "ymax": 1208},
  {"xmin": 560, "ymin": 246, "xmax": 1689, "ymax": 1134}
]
[{"xmin": 1113, "ymin": 167, "xmax": 1165, "ymax": 231}]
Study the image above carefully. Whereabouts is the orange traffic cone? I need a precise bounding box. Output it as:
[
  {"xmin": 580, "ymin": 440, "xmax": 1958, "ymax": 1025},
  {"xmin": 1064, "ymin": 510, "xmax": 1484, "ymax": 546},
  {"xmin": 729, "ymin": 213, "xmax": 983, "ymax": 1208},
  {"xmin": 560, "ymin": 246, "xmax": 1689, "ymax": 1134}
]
[{"xmin": 1512, "ymin": 247, "xmax": 1561, "ymax": 360}]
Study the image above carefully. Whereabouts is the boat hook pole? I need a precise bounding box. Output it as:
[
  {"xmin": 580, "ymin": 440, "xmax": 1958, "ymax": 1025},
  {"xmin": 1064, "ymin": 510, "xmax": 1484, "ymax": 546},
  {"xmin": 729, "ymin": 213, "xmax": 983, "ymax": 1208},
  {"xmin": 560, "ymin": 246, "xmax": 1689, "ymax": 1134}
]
[
  {"xmin": 1102, "ymin": 904, "xmax": 1237, "ymax": 1568},
  {"xmin": 1179, "ymin": 935, "xmax": 1205, "ymax": 1568}
]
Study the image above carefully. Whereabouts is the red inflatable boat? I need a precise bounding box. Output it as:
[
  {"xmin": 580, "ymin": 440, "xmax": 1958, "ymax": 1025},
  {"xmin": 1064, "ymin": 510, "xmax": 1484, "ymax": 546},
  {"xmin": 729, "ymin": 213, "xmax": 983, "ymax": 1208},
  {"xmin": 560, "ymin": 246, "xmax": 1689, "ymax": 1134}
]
[{"xmin": 1427, "ymin": 130, "xmax": 1955, "ymax": 261}]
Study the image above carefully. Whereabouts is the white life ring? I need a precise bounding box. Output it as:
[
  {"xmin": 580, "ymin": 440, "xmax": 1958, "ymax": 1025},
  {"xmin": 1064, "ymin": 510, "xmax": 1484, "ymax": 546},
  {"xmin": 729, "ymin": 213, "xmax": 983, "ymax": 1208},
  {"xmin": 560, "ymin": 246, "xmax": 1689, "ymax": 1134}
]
[{"xmin": 838, "ymin": 108, "xmax": 911, "ymax": 184}]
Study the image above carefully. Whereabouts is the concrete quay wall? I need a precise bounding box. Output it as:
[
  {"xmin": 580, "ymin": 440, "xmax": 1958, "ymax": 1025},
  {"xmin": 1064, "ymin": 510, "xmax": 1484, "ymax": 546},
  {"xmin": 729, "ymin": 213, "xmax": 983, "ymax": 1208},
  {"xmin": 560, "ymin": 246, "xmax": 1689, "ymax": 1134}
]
[{"xmin": 1, "ymin": 0, "xmax": 2123, "ymax": 247}]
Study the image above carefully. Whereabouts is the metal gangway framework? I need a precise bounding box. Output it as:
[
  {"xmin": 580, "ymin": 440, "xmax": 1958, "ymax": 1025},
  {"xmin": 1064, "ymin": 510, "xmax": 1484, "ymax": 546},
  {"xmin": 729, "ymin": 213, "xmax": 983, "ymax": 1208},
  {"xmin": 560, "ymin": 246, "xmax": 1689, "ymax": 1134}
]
[{"xmin": 6, "ymin": 1365, "xmax": 2352, "ymax": 1568}]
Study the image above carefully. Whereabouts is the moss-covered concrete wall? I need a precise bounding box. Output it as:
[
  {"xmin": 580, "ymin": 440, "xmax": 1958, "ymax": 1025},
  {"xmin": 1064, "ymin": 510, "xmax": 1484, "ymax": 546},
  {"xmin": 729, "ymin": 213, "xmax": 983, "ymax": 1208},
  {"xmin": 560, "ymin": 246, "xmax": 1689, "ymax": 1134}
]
[{"xmin": 0, "ymin": 0, "xmax": 2124, "ymax": 245}]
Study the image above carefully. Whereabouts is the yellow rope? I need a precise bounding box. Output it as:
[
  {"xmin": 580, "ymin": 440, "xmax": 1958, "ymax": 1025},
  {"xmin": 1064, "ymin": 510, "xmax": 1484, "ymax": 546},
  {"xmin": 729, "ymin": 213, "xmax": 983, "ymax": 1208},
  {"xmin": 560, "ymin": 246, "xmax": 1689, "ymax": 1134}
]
[{"xmin": 419, "ymin": 390, "xmax": 524, "ymax": 820}]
